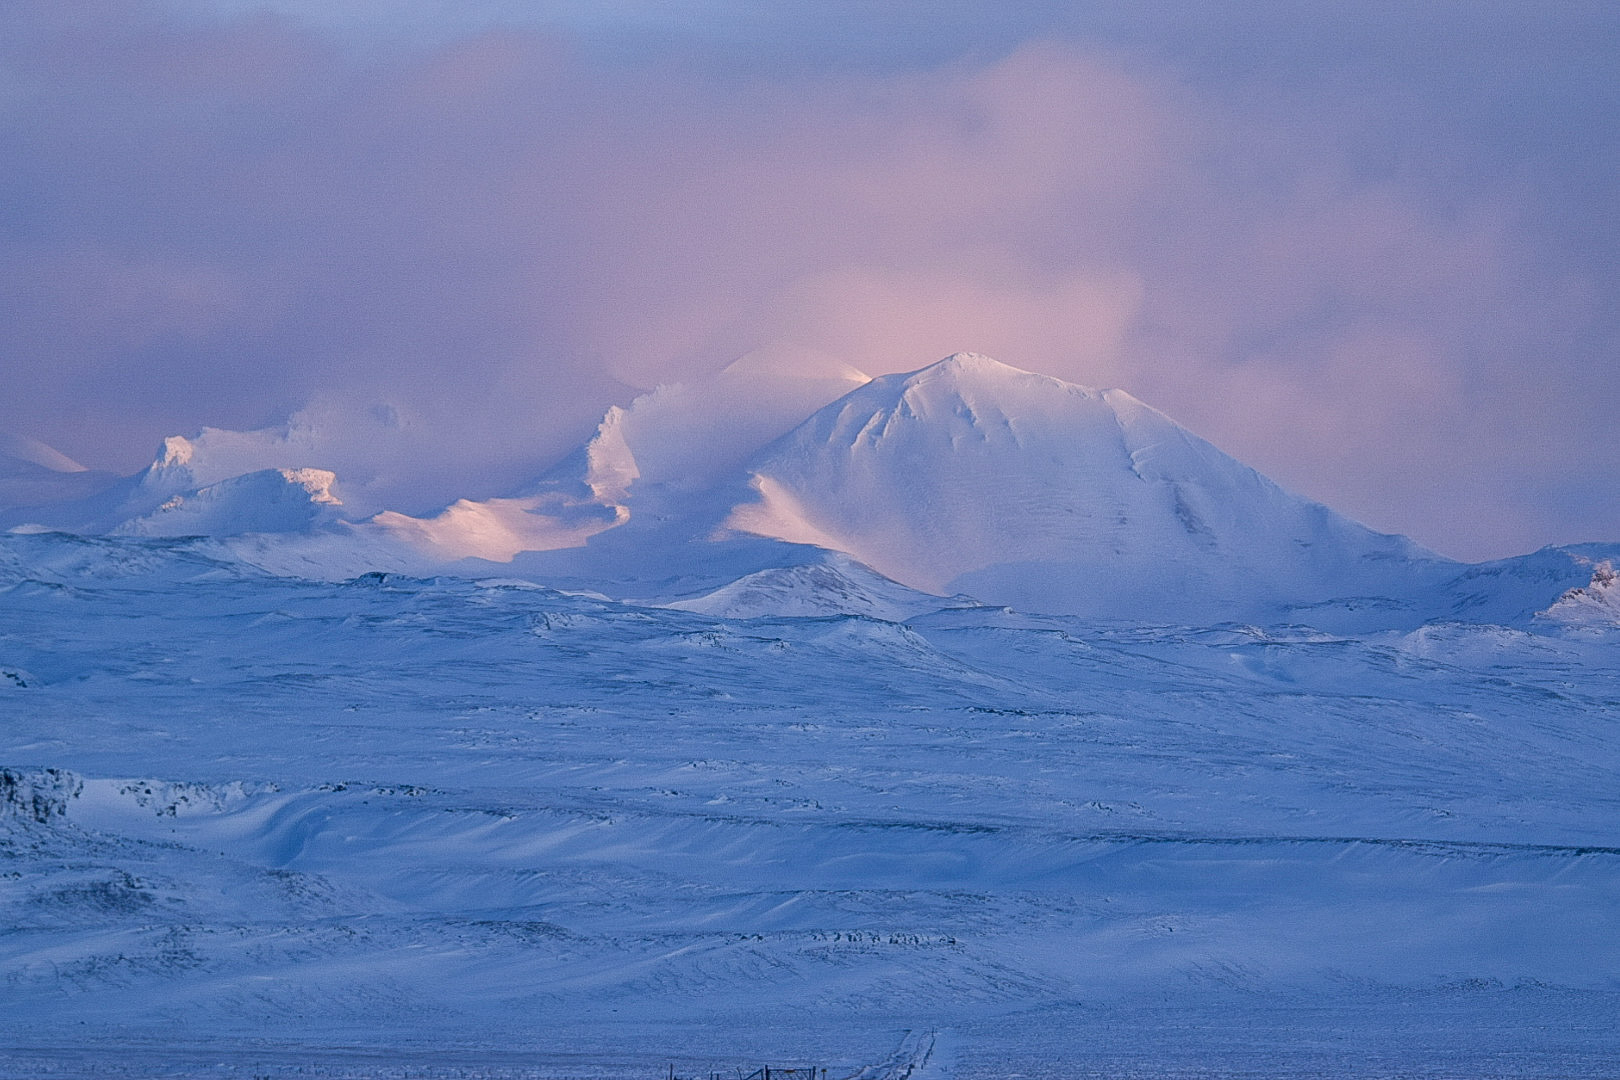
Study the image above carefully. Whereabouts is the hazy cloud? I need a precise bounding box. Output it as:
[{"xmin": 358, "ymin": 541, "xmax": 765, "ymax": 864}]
[{"xmin": 2, "ymin": 1, "xmax": 1615, "ymax": 557}]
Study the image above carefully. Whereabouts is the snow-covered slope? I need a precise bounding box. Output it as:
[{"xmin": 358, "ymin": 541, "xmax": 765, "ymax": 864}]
[
  {"xmin": 727, "ymin": 354, "xmax": 1448, "ymax": 621},
  {"xmin": 2, "ymin": 354, "xmax": 1617, "ymax": 1076},
  {"xmin": 662, "ymin": 551, "xmax": 964, "ymax": 620}
]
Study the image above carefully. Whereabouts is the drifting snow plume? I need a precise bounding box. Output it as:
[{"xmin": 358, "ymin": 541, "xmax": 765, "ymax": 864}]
[
  {"xmin": 369, "ymin": 484, "xmax": 628, "ymax": 564},
  {"xmin": 372, "ymin": 351, "xmax": 870, "ymax": 563},
  {"xmin": 369, "ymin": 403, "xmax": 639, "ymax": 563},
  {"xmin": 602, "ymin": 347, "xmax": 869, "ymax": 493}
]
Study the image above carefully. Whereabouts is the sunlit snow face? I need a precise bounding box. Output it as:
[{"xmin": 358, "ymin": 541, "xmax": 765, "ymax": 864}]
[{"xmin": 2, "ymin": 1, "xmax": 1616, "ymax": 559}]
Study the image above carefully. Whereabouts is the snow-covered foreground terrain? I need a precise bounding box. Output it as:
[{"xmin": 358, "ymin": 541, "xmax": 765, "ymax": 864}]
[{"xmin": 3, "ymin": 533, "xmax": 1619, "ymax": 1078}]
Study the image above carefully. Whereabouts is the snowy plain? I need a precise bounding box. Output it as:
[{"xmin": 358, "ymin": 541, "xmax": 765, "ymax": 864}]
[{"xmin": 2, "ymin": 357, "xmax": 1619, "ymax": 1077}]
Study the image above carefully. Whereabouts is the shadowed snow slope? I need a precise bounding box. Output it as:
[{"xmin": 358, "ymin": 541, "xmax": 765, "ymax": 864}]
[{"xmin": 729, "ymin": 354, "xmax": 1448, "ymax": 621}]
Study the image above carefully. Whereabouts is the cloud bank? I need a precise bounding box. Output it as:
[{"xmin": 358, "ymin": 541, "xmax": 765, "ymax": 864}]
[{"xmin": 2, "ymin": 1, "xmax": 1616, "ymax": 557}]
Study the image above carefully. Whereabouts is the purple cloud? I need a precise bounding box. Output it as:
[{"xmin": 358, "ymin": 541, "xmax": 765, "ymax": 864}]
[{"xmin": 2, "ymin": 1, "xmax": 1615, "ymax": 557}]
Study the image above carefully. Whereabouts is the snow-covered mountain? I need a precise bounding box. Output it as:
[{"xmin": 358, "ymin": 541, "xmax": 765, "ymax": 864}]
[
  {"xmin": 358, "ymin": 353, "xmax": 1460, "ymax": 622},
  {"xmin": 112, "ymin": 466, "xmax": 343, "ymax": 538},
  {"xmin": 726, "ymin": 353, "xmax": 1448, "ymax": 621}
]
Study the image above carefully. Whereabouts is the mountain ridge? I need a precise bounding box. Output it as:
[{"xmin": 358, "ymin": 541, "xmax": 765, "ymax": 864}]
[{"xmin": 7, "ymin": 353, "xmax": 1613, "ymax": 629}]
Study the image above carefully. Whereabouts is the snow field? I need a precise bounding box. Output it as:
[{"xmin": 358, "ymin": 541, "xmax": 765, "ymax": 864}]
[{"xmin": 2, "ymin": 536, "xmax": 1618, "ymax": 1075}]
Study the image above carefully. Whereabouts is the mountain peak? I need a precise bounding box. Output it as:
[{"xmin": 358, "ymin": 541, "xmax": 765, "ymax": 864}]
[
  {"xmin": 915, "ymin": 352, "xmax": 1034, "ymax": 383},
  {"xmin": 155, "ymin": 435, "xmax": 196, "ymax": 471},
  {"xmin": 931, "ymin": 351, "xmax": 1012, "ymax": 371},
  {"xmin": 113, "ymin": 467, "xmax": 344, "ymax": 537},
  {"xmin": 894, "ymin": 354, "xmax": 1111, "ymax": 415}
]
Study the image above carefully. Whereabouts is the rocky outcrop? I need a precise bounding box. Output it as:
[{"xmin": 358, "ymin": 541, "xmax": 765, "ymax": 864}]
[{"xmin": 0, "ymin": 767, "xmax": 82, "ymax": 823}]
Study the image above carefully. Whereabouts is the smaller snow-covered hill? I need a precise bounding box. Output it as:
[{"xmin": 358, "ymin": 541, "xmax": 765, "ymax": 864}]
[
  {"xmin": 2, "ymin": 435, "xmax": 349, "ymax": 539},
  {"xmin": 662, "ymin": 552, "xmax": 965, "ymax": 621},
  {"xmin": 112, "ymin": 467, "xmax": 343, "ymax": 538},
  {"xmin": 0, "ymin": 433, "xmax": 118, "ymax": 517}
]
